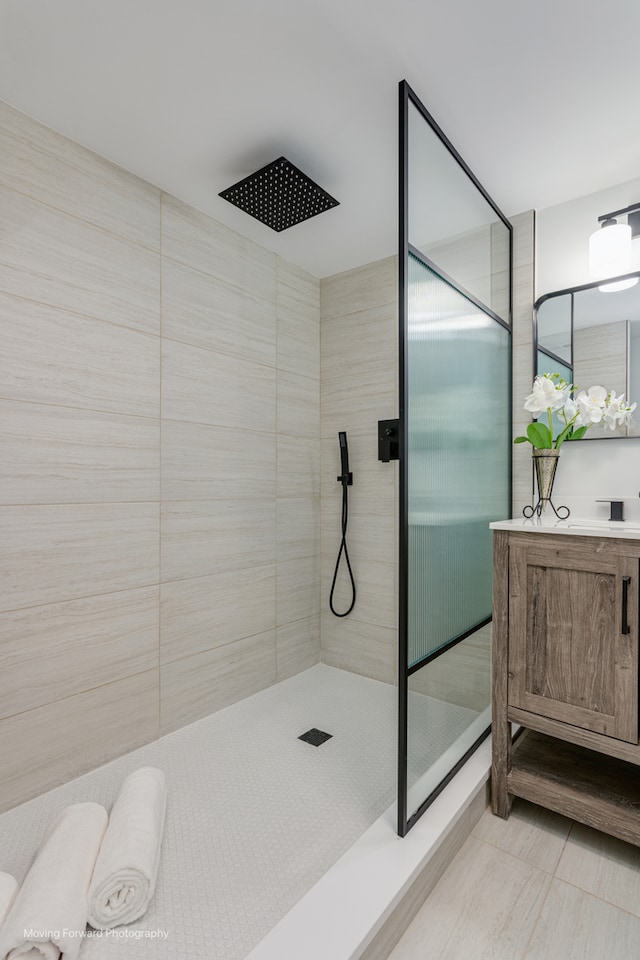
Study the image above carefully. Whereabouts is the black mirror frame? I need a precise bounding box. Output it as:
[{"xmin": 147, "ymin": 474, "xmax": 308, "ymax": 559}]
[{"xmin": 534, "ymin": 270, "xmax": 640, "ymax": 439}]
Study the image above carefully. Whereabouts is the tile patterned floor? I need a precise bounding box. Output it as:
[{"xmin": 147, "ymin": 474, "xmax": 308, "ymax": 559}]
[
  {"xmin": 0, "ymin": 663, "xmax": 478, "ymax": 960},
  {"xmin": 388, "ymin": 797, "xmax": 640, "ymax": 960}
]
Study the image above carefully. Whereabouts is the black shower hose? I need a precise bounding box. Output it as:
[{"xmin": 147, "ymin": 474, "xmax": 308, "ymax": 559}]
[{"xmin": 329, "ymin": 481, "xmax": 356, "ymax": 617}]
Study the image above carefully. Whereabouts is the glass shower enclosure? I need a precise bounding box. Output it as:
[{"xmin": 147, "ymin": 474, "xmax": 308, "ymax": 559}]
[{"xmin": 398, "ymin": 82, "xmax": 513, "ymax": 835}]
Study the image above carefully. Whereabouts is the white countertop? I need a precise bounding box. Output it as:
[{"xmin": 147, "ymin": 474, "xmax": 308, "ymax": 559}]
[{"xmin": 490, "ymin": 517, "xmax": 640, "ymax": 540}]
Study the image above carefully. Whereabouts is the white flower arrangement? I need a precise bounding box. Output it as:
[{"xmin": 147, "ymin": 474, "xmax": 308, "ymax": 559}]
[{"xmin": 515, "ymin": 373, "xmax": 636, "ymax": 449}]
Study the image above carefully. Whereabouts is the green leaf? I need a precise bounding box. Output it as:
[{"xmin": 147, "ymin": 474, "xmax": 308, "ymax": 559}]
[
  {"xmin": 513, "ymin": 436, "xmax": 529, "ymax": 444},
  {"xmin": 527, "ymin": 421, "xmax": 552, "ymax": 449},
  {"xmin": 554, "ymin": 423, "xmax": 573, "ymax": 449},
  {"xmin": 569, "ymin": 426, "xmax": 588, "ymax": 440}
]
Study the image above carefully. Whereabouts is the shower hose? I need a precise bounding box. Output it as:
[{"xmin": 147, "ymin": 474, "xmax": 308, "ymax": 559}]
[{"xmin": 329, "ymin": 480, "xmax": 356, "ymax": 617}]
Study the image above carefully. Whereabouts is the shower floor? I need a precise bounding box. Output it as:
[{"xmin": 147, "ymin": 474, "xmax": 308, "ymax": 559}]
[{"xmin": 0, "ymin": 664, "xmax": 480, "ymax": 960}]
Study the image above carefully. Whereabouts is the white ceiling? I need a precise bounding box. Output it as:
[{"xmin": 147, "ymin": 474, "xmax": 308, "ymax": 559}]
[{"xmin": 1, "ymin": 0, "xmax": 639, "ymax": 278}]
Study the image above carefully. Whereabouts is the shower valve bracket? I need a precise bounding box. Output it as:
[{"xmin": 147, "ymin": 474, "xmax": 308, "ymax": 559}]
[{"xmin": 378, "ymin": 419, "xmax": 400, "ymax": 462}]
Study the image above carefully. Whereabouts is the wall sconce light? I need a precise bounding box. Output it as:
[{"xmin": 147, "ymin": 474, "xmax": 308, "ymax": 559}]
[{"xmin": 589, "ymin": 202, "xmax": 640, "ymax": 292}]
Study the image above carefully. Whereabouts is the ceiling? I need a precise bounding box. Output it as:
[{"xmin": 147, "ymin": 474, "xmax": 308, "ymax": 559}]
[{"xmin": 1, "ymin": 0, "xmax": 639, "ymax": 278}]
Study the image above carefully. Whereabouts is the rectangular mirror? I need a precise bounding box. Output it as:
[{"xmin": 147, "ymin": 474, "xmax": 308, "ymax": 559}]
[{"xmin": 535, "ymin": 272, "xmax": 640, "ymax": 438}]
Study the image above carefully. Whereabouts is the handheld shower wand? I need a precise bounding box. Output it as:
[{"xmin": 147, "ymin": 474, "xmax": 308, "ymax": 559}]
[
  {"xmin": 330, "ymin": 432, "xmax": 356, "ymax": 617},
  {"xmin": 337, "ymin": 431, "xmax": 353, "ymax": 487}
]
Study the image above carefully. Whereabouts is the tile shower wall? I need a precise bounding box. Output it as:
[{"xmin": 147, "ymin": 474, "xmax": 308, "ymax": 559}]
[
  {"xmin": 0, "ymin": 101, "xmax": 319, "ymax": 811},
  {"xmin": 510, "ymin": 210, "xmax": 536, "ymax": 514},
  {"xmin": 320, "ymin": 257, "xmax": 399, "ymax": 683},
  {"xmin": 318, "ymin": 219, "xmax": 532, "ymax": 679}
]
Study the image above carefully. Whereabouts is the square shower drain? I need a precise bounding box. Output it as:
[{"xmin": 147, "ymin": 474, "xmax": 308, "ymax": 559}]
[{"xmin": 298, "ymin": 728, "xmax": 333, "ymax": 747}]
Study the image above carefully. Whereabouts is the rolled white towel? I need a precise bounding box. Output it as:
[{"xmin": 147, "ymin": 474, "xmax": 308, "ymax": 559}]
[
  {"xmin": 0, "ymin": 873, "xmax": 18, "ymax": 927},
  {"xmin": 87, "ymin": 767, "xmax": 166, "ymax": 929},
  {"xmin": 0, "ymin": 802, "xmax": 107, "ymax": 960}
]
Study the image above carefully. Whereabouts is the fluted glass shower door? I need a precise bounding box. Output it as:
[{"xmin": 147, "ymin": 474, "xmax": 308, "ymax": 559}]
[
  {"xmin": 407, "ymin": 255, "xmax": 510, "ymax": 666},
  {"xmin": 398, "ymin": 81, "xmax": 512, "ymax": 835}
]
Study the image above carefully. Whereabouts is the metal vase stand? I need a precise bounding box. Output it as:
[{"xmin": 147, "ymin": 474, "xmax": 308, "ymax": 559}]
[{"xmin": 522, "ymin": 449, "xmax": 570, "ymax": 520}]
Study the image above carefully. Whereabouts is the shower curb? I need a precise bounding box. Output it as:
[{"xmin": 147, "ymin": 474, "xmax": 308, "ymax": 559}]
[{"xmin": 244, "ymin": 738, "xmax": 491, "ymax": 960}]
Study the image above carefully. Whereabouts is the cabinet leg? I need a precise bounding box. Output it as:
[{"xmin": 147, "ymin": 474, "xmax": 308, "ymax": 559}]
[
  {"xmin": 491, "ymin": 771, "xmax": 513, "ymax": 819},
  {"xmin": 491, "ymin": 530, "xmax": 512, "ymax": 819},
  {"xmin": 491, "ymin": 717, "xmax": 512, "ymax": 819}
]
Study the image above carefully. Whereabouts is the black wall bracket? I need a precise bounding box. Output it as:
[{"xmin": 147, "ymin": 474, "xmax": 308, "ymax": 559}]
[{"xmin": 378, "ymin": 419, "xmax": 400, "ymax": 462}]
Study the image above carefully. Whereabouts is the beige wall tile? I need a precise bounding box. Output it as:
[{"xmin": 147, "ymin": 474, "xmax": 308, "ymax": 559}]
[
  {"xmin": 277, "ymin": 258, "xmax": 320, "ymax": 315},
  {"xmin": 161, "ymin": 499, "xmax": 275, "ymax": 582},
  {"xmin": 490, "ymin": 219, "xmax": 511, "ymax": 323},
  {"xmin": 513, "ymin": 324, "xmax": 535, "ymax": 511},
  {"xmin": 512, "ymin": 209, "xmax": 536, "ymax": 268},
  {"xmin": 321, "ymin": 372, "xmax": 396, "ymax": 441},
  {"xmin": 160, "ymin": 630, "xmax": 276, "ymax": 734},
  {"xmin": 320, "ymin": 255, "xmax": 398, "ymax": 682},
  {"xmin": 277, "ymin": 436, "xmax": 320, "ymax": 498},
  {"xmin": 277, "ymin": 554, "xmax": 320, "ymax": 626},
  {"xmin": 277, "ymin": 259, "xmax": 320, "ymax": 380},
  {"xmin": 277, "ymin": 370, "xmax": 319, "ymax": 438},
  {"xmin": 277, "ymin": 303, "xmax": 320, "ymax": 381},
  {"xmin": 409, "ymin": 624, "xmax": 491, "ymax": 713},
  {"xmin": 320, "ymin": 256, "xmax": 396, "ymax": 322},
  {"xmin": 491, "ymin": 268, "xmax": 510, "ymax": 324},
  {"xmin": 276, "ymin": 496, "xmax": 319, "ymax": 563},
  {"xmin": 276, "ymin": 615, "xmax": 320, "ymax": 681},
  {"xmin": 0, "ymin": 587, "xmax": 159, "ymax": 721},
  {"xmin": 322, "ymin": 300, "xmax": 396, "ymax": 373},
  {"xmin": 160, "ymin": 564, "xmax": 276, "ymax": 664},
  {"xmin": 0, "ymin": 502, "xmax": 160, "ymax": 612},
  {"xmin": 0, "ymin": 292, "xmax": 160, "ymax": 417},
  {"xmin": 320, "ymin": 616, "xmax": 396, "ymax": 684},
  {"xmin": 322, "ymin": 553, "xmax": 396, "ymax": 628},
  {"xmin": 162, "ymin": 420, "xmax": 275, "ymax": 501},
  {"xmin": 161, "ymin": 193, "xmax": 276, "ymax": 303},
  {"xmin": 510, "ymin": 210, "xmax": 536, "ymax": 515},
  {"xmin": 0, "ymin": 104, "xmax": 328, "ymax": 808},
  {"xmin": 0, "ymin": 184, "xmax": 160, "ymax": 336},
  {"xmin": 162, "ymin": 256, "xmax": 276, "ymax": 367},
  {"xmin": 320, "ymin": 433, "xmax": 396, "ymax": 502},
  {"xmin": 419, "ymin": 225, "xmax": 493, "ymax": 312},
  {"xmin": 162, "ymin": 338, "xmax": 276, "ymax": 433},
  {"xmin": 575, "ymin": 320, "xmax": 627, "ymax": 398},
  {"xmin": 0, "ymin": 670, "xmax": 158, "ymax": 812},
  {"xmin": 322, "ymin": 495, "xmax": 396, "ymax": 565},
  {"xmin": 512, "ymin": 265, "xmax": 536, "ymax": 346},
  {"xmin": 0, "ymin": 400, "xmax": 160, "ymax": 504},
  {"xmin": 0, "ymin": 101, "xmax": 160, "ymax": 250}
]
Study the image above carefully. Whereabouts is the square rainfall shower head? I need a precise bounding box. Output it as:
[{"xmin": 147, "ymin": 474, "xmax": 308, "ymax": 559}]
[{"xmin": 219, "ymin": 156, "xmax": 339, "ymax": 232}]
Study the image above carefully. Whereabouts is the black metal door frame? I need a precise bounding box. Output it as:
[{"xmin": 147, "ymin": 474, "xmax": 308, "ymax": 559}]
[{"xmin": 398, "ymin": 79, "xmax": 513, "ymax": 837}]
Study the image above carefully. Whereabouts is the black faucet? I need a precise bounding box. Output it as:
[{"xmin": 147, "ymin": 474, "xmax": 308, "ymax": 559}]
[{"xmin": 597, "ymin": 499, "xmax": 624, "ymax": 521}]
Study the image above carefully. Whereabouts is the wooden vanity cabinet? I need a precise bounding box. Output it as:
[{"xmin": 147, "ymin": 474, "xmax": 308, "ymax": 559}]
[{"xmin": 492, "ymin": 528, "xmax": 640, "ymax": 847}]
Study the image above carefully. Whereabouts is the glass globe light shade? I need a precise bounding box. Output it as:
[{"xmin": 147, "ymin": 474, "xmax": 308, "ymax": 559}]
[
  {"xmin": 598, "ymin": 276, "xmax": 639, "ymax": 293},
  {"xmin": 589, "ymin": 221, "xmax": 632, "ymax": 279}
]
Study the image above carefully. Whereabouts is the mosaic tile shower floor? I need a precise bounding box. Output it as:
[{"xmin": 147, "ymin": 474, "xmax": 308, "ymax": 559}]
[{"xmin": 0, "ymin": 664, "xmax": 478, "ymax": 959}]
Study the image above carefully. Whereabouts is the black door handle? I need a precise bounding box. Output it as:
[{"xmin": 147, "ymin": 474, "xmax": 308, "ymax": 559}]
[{"xmin": 622, "ymin": 576, "xmax": 631, "ymax": 635}]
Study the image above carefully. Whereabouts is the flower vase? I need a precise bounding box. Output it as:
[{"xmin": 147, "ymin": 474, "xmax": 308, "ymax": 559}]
[
  {"xmin": 523, "ymin": 449, "xmax": 570, "ymax": 520},
  {"xmin": 533, "ymin": 449, "xmax": 559, "ymax": 511}
]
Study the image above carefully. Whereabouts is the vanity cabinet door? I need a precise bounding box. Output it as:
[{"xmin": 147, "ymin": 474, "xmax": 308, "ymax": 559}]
[{"xmin": 508, "ymin": 542, "xmax": 639, "ymax": 743}]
